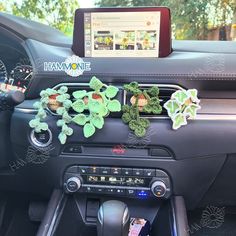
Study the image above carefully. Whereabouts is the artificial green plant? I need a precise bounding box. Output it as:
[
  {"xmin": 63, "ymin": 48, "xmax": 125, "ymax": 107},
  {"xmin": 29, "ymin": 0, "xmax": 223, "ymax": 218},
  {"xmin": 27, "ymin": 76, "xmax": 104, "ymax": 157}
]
[
  {"xmin": 121, "ymin": 82, "xmax": 162, "ymax": 137},
  {"xmin": 71, "ymin": 76, "xmax": 121, "ymax": 138},
  {"xmin": 29, "ymin": 86, "xmax": 73, "ymax": 144},
  {"xmin": 164, "ymin": 89, "xmax": 201, "ymax": 130}
]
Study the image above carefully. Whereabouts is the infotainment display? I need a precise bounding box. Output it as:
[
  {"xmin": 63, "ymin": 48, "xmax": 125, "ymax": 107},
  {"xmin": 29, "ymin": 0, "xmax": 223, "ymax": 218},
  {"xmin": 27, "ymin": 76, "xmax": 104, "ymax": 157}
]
[{"xmin": 72, "ymin": 7, "xmax": 171, "ymax": 58}]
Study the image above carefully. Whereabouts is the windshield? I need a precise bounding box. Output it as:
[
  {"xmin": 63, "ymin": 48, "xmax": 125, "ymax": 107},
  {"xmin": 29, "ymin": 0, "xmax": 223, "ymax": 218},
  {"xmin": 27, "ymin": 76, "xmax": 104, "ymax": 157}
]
[{"xmin": 1, "ymin": 0, "xmax": 236, "ymax": 40}]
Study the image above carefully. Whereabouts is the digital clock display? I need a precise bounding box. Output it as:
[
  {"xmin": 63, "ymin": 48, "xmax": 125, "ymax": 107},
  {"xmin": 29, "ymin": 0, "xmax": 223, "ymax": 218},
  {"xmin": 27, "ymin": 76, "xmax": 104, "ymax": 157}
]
[{"xmin": 86, "ymin": 175, "xmax": 149, "ymax": 187}]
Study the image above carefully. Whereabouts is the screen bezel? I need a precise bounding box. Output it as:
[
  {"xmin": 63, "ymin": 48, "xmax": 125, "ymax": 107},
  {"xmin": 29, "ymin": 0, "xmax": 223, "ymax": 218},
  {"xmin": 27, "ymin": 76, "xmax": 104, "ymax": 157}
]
[{"xmin": 72, "ymin": 7, "xmax": 172, "ymax": 58}]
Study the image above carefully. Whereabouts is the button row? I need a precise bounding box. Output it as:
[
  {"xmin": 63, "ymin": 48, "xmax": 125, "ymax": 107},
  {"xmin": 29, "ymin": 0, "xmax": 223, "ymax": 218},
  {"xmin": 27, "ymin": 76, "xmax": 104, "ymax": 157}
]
[
  {"xmin": 67, "ymin": 166, "xmax": 166, "ymax": 177},
  {"xmin": 81, "ymin": 186, "xmax": 150, "ymax": 198}
]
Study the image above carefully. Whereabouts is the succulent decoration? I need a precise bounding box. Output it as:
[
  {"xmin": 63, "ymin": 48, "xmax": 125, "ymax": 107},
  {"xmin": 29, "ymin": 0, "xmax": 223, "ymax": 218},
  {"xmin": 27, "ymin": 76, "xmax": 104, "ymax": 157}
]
[
  {"xmin": 29, "ymin": 77, "xmax": 121, "ymax": 144},
  {"xmin": 164, "ymin": 89, "xmax": 201, "ymax": 130},
  {"xmin": 29, "ymin": 86, "xmax": 73, "ymax": 144},
  {"xmin": 121, "ymin": 82, "xmax": 162, "ymax": 137},
  {"xmin": 71, "ymin": 76, "xmax": 121, "ymax": 138}
]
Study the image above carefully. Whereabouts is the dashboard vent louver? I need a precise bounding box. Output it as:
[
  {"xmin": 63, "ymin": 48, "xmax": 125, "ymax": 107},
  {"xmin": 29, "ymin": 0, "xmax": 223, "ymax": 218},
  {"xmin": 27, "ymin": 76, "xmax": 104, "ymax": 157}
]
[{"xmin": 123, "ymin": 84, "xmax": 183, "ymax": 117}]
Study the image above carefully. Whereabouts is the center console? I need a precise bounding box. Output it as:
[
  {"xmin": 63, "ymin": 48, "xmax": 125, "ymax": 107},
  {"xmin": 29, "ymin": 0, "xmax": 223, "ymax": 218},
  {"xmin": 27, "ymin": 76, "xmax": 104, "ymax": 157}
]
[{"xmin": 63, "ymin": 165, "xmax": 171, "ymax": 199}]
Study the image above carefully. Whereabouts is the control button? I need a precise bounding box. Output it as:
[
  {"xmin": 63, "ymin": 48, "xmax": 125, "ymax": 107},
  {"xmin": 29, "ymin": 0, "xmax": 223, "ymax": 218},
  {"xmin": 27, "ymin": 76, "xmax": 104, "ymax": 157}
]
[
  {"xmin": 100, "ymin": 167, "xmax": 111, "ymax": 175},
  {"xmin": 151, "ymin": 181, "xmax": 167, "ymax": 198},
  {"xmin": 67, "ymin": 166, "xmax": 79, "ymax": 173},
  {"xmin": 137, "ymin": 190, "xmax": 149, "ymax": 198},
  {"xmin": 143, "ymin": 169, "xmax": 155, "ymax": 177},
  {"xmin": 114, "ymin": 188, "xmax": 125, "ymax": 195},
  {"xmin": 63, "ymin": 145, "xmax": 82, "ymax": 153},
  {"xmin": 105, "ymin": 188, "xmax": 116, "ymax": 194},
  {"xmin": 84, "ymin": 186, "xmax": 94, "ymax": 193},
  {"xmin": 156, "ymin": 170, "xmax": 168, "ymax": 178},
  {"xmin": 95, "ymin": 187, "xmax": 105, "ymax": 194},
  {"xmin": 133, "ymin": 169, "xmax": 143, "ymax": 176},
  {"xmin": 126, "ymin": 189, "xmax": 136, "ymax": 197},
  {"xmin": 88, "ymin": 166, "xmax": 100, "ymax": 174},
  {"xmin": 65, "ymin": 177, "xmax": 82, "ymax": 193},
  {"xmin": 122, "ymin": 168, "xmax": 133, "ymax": 176},
  {"xmin": 78, "ymin": 166, "xmax": 89, "ymax": 175},
  {"xmin": 111, "ymin": 167, "xmax": 121, "ymax": 175}
]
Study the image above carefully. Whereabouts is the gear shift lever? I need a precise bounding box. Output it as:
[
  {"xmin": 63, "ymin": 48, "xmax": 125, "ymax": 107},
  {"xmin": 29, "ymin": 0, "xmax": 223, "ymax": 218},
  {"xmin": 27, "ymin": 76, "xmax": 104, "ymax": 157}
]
[{"xmin": 97, "ymin": 200, "xmax": 130, "ymax": 236}]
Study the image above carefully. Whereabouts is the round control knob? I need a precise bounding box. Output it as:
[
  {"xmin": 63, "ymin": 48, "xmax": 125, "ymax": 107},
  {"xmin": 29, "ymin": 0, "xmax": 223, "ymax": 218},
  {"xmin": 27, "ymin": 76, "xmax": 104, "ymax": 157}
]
[
  {"xmin": 65, "ymin": 177, "xmax": 82, "ymax": 193},
  {"xmin": 151, "ymin": 181, "xmax": 167, "ymax": 198}
]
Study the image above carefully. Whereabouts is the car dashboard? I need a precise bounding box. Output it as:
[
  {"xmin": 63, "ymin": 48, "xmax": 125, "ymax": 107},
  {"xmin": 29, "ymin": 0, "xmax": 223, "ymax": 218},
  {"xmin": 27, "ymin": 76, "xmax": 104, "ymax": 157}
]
[{"xmin": 0, "ymin": 11, "xmax": 236, "ymax": 236}]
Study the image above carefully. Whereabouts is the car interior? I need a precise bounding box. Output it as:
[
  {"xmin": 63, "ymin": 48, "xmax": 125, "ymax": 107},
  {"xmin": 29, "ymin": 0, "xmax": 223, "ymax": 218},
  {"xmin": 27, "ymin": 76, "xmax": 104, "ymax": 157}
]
[{"xmin": 0, "ymin": 4, "xmax": 236, "ymax": 236}]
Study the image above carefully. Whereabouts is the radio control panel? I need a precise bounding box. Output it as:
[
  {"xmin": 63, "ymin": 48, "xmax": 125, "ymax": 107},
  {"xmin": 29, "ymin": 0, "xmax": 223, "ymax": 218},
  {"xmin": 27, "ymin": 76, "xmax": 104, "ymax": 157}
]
[{"xmin": 63, "ymin": 166, "xmax": 171, "ymax": 199}]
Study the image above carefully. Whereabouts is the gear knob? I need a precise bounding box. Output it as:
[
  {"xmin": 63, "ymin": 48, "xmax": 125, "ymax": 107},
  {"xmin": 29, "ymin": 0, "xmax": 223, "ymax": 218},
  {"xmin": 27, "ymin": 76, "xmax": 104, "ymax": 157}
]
[{"xmin": 97, "ymin": 200, "xmax": 130, "ymax": 236}]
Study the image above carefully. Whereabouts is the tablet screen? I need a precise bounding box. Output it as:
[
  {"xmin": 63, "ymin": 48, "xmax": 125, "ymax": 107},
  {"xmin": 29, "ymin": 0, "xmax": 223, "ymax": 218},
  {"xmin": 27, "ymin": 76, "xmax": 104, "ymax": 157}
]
[{"xmin": 83, "ymin": 11, "xmax": 161, "ymax": 57}]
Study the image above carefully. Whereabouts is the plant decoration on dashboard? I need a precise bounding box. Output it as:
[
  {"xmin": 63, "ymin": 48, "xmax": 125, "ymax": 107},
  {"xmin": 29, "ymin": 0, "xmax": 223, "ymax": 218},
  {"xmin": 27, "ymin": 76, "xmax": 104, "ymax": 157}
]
[
  {"xmin": 71, "ymin": 77, "xmax": 121, "ymax": 138},
  {"xmin": 29, "ymin": 77, "xmax": 121, "ymax": 144},
  {"xmin": 164, "ymin": 89, "xmax": 201, "ymax": 130},
  {"xmin": 29, "ymin": 86, "xmax": 73, "ymax": 144},
  {"xmin": 122, "ymin": 82, "xmax": 162, "ymax": 137}
]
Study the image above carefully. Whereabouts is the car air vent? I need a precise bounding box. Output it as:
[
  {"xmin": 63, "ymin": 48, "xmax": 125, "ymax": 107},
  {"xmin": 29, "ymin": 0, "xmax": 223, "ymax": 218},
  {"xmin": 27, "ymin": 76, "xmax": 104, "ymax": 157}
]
[
  {"xmin": 123, "ymin": 84, "xmax": 183, "ymax": 117},
  {"xmin": 51, "ymin": 83, "xmax": 123, "ymax": 117}
]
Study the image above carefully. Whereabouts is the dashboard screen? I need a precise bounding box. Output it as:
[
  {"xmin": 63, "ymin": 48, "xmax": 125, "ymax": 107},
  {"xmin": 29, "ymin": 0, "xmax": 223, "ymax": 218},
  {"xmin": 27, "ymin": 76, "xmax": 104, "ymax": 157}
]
[
  {"xmin": 84, "ymin": 11, "xmax": 161, "ymax": 57},
  {"xmin": 73, "ymin": 7, "xmax": 171, "ymax": 58}
]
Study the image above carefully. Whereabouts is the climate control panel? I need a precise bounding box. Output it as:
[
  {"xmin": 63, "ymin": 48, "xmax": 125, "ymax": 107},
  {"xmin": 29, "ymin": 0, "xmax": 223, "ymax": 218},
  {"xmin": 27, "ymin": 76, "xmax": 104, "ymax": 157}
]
[{"xmin": 63, "ymin": 166, "xmax": 171, "ymax": 199}]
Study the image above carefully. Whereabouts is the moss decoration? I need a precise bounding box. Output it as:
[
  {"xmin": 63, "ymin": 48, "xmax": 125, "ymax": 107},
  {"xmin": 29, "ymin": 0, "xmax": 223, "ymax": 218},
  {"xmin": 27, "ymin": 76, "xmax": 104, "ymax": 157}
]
[
  {"xmin": 121, "ymin": 82, "xmax": 162, "ymax": 137},
  {"xmin": 72, "ymin": 76, "xmax": 121, "ymax": 138},
  {"xmin": 164, "ymin": 89, "xmax": 201, "ymax": 130}
]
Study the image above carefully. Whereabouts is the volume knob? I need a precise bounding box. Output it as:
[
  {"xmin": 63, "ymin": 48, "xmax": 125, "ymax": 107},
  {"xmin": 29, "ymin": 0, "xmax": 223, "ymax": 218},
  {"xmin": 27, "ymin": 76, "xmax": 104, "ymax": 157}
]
[
  {"xmin": 151, "ymin": 181, "xmax": 167, "ymax": 198},
  {"xmin": 65, "ymin": 176, "xmax": 82, "ymax": 193}
]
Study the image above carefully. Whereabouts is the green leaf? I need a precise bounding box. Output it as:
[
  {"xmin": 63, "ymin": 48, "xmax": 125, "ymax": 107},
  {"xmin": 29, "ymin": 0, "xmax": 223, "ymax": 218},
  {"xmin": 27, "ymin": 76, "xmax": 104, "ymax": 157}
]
[
  {"xmin": 73, "ymin": 114, "xmax": 87, "ymax": 125},
  {"xmin": 89, "ymin": 76, "xmax": 103, "ymax": 91},
  {"xmin": 172, "ymin": 113, "xmax": 187, "ymax": 130},
  {"xmin": 57, "ymin": 119, "xmax": 65, "ymax": 127},
  {"xmin": 107, "ymin": 100, "xmax": 121, "ymax": 112},
  {"xmin": 88, "ymin": 99, "xmax": 102, "ymax": 113},
  {"xmin": 122, "ymin": 113, "xmax": 132, "ymax": 123},
  {"xmin": 58, "ymin": 86, "xmax": 68, "ymax": 94},
  {"xmin": 134, "ymin": 126, "xmax": 146, "ymax": 137},
  {"xmin": 171, "ymin": 90, "xmax": 189, "ymax": 104},
  {"xmin": 62, "ymin": 125, "xmax": 73, "ymax": 136},
  {"xmin": 122, "ymin": 105, "xmax": 130, "ymax": 113},
  {"xmin": 45, "ymin": 88, "xmax": 57, "ymax": 96},
  {"xmin": 105, "ymin": 86, "xmax": 119, "ymax": 98},
  {"xmin": 98, "ymin": 106, "xmax": 109, "ymax": 117},
  {"xmin": 73, "ymin": 90, "xmax": 87, "ymax": 99},
  {"xmin": 83, "ymin": 123, "xmax": 96, "ymax": 138},
  {"xmin": 63, "ymin": 100, "xmax": 72, "ymax": 109},
  {"xmin": 91, "ymin": 115, "xmax": 104, "ymax": 129},
  {"xmin": 56, "ymin": 107, "xmax": 66, "ymax": 115},
  {"xmin": 187, "ymin": 89, "xmax": 200, "ymax": 103},
  {"xmin": 184, "ymin": 104, "xmax": 201, "ymax": 119},
  {"xmin": 58, "ymin": 132, "xmax": 67, "ymax": 144},
  {"xmin": 37, "ymin": 108, "xmax": 47, "ymax": 119},
  {"xmin": 71, "ymin": 99, "xmax": 85, "ymax": 113},
  {"xmin": 29, "ymin": 118, "xmax": 40, "ymax": 128},
  {"xmin": 147, "ymin": 86, "xmax": 159, "ymax": 97},
  {"xmin": 56, "ymin": 94, "xmax": 69, "ymax": 103},
  {"xmin": 62, "ymin": 112, "xmax": 72, "ymax": 123},
  {"xmin": 139, "ymin": 118, "xmax": 150, "ymax": 128},
  {"xmin": 39, "ymin": 122, "xmax": 48, "ymax": 131},
  {"xmin": 129, "ymin": 120, "xmax": 139, "ymax": 130},
  {"xmin": 33, "ymin": 101, "xmax": 41, "ymax": 109},
  {"xmin": 164, "ymin": 100, "xmax": 181, "ymax": 117}
]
